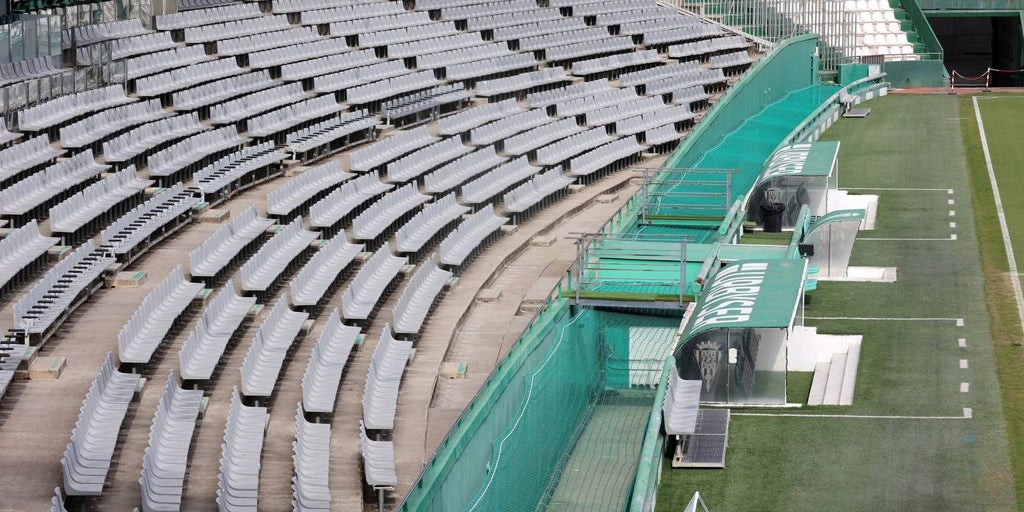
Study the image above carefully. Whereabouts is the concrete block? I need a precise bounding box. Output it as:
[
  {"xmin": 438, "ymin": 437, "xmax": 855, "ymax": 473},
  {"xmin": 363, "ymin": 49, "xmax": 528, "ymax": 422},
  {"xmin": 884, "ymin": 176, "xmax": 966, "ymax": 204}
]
[
  {"xmin": 439, "ymin": 362, "xmax": 467, "ymax": 379},
  {"xmin": 247, "ymin": 304, "xmax": 265, "ymax": 318},
  {"xmin": 476, "ymin": 289, "xmax": 502, "ymax": 303},
  {"xmin": 530, "ymin": 235, "xmax": 557, "ymax": 247},
  {"xmin": 134, "ymin": 377, "xmax": 147, "ymax": 401},
  {"xmin": 596, "ymin": 193, "xmax": 619, "ymax": 204},
  {"xmin": 200, "ymin": 208, "xmax": 230, "ymax": 223},
  {"xmin": 284, "ymin": 166, "xmax": 308, "ymax": 177},
  {"xmin": 198, "ymin": 396, "xmax": 210, "ymax": 419},
  {"xmin": 194, "ymin": 288, "xmax": 213, "ymax": 308},
  {"xmin": 499, "ymin": 225, "xmax": 518, "ymax": 235},
  {"xmin": 568, "ymin": 184, "xmax": 585, "ymax": 193},
  {"xmin": 47, "ymin": 245, "xmax": 71, "ymax": 262},
  {"xmin": 355, "ymin": 251, "xmax": 374, "ymax": 262},
  {"xmin": 29, "ymin": 356, "xmax": 66, "ymax": 380},
  {"xmin": 111, "ymin": 270, "xmax": 147, "ymax": 288}
]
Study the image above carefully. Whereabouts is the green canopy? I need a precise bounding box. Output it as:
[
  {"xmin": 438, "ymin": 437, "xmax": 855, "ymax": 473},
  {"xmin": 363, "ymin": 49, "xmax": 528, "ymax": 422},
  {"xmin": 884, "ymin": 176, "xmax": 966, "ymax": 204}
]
[
  {"xmin": 681, "ymin": 259, "xmax": 807, "ymax": 341},
  {"xmin": 760, "ymin": 141, "xmax": 840, "ymax": 180},
  {"xmin": 804, "ymin": 208, "xmax": 865, "ymax": 238}
]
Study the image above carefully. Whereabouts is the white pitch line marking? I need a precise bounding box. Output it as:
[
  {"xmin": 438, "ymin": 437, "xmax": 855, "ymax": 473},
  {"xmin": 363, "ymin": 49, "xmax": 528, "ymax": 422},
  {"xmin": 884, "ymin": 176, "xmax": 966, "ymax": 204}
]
[
  {"xmin": 964, "ymin": 408, "xmax": 973, "ymax": 419},
  {"xmin": 858, "ymin": 237, "xmax": 957, "ymax": 241},
  {"xmin": 951, "ymin": 234, "xmax": 958, "ymax": 241},
  {"xmin": 961, "ymin": 382, "xmax": 970, "ymax": 393},
  {"xmin": 973, "ymin": 96, "xmax": 1024, "ymax": 336},
  {"xmin": 843, "ymin": 187, "xmax": 952, "ymax": 192},
  {"xmin": 949, "ymin": 210, "xmax": 956, "ymax": 216},
  {"xmin": 732, "ymin": 412, "xmax": 970, "ymax": 420},
  {"xmin": 960, "ymin": 359, "xmax": 969, "ymax": 369},
  {"xmin": 948, "ymin": 199, "xmax": 955, "ymax": 205},
  {"xmin": 958, "ymin": 338, "xmax": 967, "ymax": 348},
  {"xmin": 948, "ymin": 189, "xmax": 954, "ymax": 195},
  {"xmin": 950, "ymin": 222, "xmax": 957, "ymax": 229},
  {"xmin": 806, "ymin": 317, "xmax": 963, "ymax": 322},
  {"xmin": 957, "ymin": 318, "xmax": 965, "ymax": 327}
]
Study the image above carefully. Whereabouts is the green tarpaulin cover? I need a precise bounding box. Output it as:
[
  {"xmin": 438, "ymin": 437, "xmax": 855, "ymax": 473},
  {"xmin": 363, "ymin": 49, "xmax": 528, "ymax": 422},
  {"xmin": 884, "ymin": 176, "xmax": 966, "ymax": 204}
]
[{"xmin": 760, "ymin": 141, "xmax": 840, "ymax": 180}]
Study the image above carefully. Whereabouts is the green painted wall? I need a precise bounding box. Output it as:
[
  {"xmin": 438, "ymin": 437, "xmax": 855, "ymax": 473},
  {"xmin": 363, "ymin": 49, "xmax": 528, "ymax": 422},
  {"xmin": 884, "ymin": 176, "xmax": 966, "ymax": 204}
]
[{"xmin": 883, "ymin": 59, "xmax": 952, "ymax": 87}]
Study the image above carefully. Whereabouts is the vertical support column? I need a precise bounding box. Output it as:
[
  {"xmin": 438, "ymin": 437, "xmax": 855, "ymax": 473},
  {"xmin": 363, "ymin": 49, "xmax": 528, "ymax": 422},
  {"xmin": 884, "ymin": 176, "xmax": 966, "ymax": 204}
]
[{"xmin": 679, "ymin": 239, "xmax": 687, "ymax": 308}]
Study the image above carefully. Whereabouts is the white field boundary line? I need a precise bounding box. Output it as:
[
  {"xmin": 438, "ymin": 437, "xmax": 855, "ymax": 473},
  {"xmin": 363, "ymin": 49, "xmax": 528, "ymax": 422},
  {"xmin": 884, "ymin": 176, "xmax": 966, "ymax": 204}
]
[
  {"xmin": 732, "ymin": 412, "xmax": 969, "ymax": 420},
  {"xmin": 806, "ymin": 316, "xmax": 962, "ymax": 322},
  {"xmin": 973, "ymin": 95, "xmax": 1024, "ymax": 334},
  {"xmin": 858, "ymin": 236, "xmax": 956, "ymax": 241},
  {"xmin": 843, "ymin": 187, "xmax": 953, "ymax": 192}
]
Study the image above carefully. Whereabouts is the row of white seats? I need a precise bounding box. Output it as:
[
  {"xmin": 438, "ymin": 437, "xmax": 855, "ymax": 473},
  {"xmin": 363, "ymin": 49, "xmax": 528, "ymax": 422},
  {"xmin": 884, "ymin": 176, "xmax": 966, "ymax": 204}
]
[
  {"xmin": 297, "ymin": 1, "xmax": 405, "ymax": 23},
  {"xmin": 273, "ymin": 0, "xmax": 375, "ymax": 13},
  {"xmin": 437, "ymin": 0, "xmax": 535, "ymax": 20},
  {"xmin": 618, "ymin": 15, "xmax": 703, "ymax": 35},
  {"xmin": 519, "ymin": 26, "xmax": 609, "ymax": 52},
  {"xmin": 383, "ymin": 84, "xmax": 471, "ymax": 121},
  {"xmin": 13, "ymin": 241, "xmax": 114, "ymax": 335},
  {"xmin": 292, "ymin": 404, "xmax": 331, "ymax": 511},
  {"xmin": 437, "ymin": 98, "xmax": 520, "ymax": 136},
  {"xmin": 544, "ymin": 35, "xmax": 635, "ymax": 61},
  {"xmin": 415, "ymin": 42, "xmax": 513, "ymax": 70},
  {"xmin": 359, "ymin": 421, "xmax": 398, "ymax": 488},
  {"xmin": 289, "ymin": 235, "xmax": 364, "ymax": 308},
  {"xmin": 859, "ymin": 21, "xmax": 905, "ymax": 35},
  {"xmin": 183, "ymin": 15, "xmax": 291, "ymax": 44},
  {"xmin": 394, "ymin": 194, "xmax": 470, "ymax": 254},
  {"xmin": 503, "ymin": 167, "xmax": 575, "ymax": 213},
  {"xmin": 584, "ymin": 95, "xmax": 665, "ymax": 126},
  {"xmin": 120, "ymin": 45, "xmax": 212, "ymax": 82},
  {"xmin": 205, "ymin": 82, "xmax": 305, "ymax": 125},
  {"xmin": 387, "ymin": 33, "xmax": 485, "ymax": 60},
  {"xmin": 309, "ymin": 172, "xmax": 393, "ymax": 230},
  {"xmin": 64, "ymin": 19, "xmax": 150, "ymax": 48},
  {"xmin": 446, "ymin": 53, "xmax": 537, "ymax": 81},
  {"xmin": 241, "ymin": 217, "xmax": 319, "ymax": 295},
  {"xmin": 189, "ymin": 205, "xmax": 276, "ymax": 280},
  {"xmin": 341, "ymin": 243, "xmax": 408, "ymax": 321},
  {"xmin": 147, "ymin": 126, "xmax": 248, "ymax": 179},
  {"xmin": 461, "ymin": 156, "xmax": 539, "ymax": 204},
  {"xmin": 644, "ymin": 123, "xmax": 684, "ymax": 146},
  {"xmin": 668, "ymin": 34, "xmax": 750, "ymax": 59},
  {"xmin": 554, "ymin": 88, "xmax": 641, "ymax": 118},
  {"xmin": 350, "ymin": 125, "xmax": 437, "ymax": 172},
  {"xmin": 593, "ymin": 6, "xmax": 676, "ymax": 25},
  {"xmin": 643, "ymin": 24, "xmax": 722, "ymax": 46},
  {"xmin": 216, "ymin": 26, "xmax": 321, "ymax": 57},
  {"xmin": 178, "ymin": 285, "xmax": 258, "ymax": 381},
  {"xmin": 300, "ymin": 309, "xmax": 359, "ymax": 413},
  {"xmin": 558, "ymin": 0, "xmax": 656, "ymax": 10},
  {"xmin": 569, "ymin": 135, "xmax": 645, "ymax": 176},
  {"xmin": 618, "ymin": 59, "xmax": 704, "ymax": 86},
  {"xmin": 284, "ymin": 111, "xmax": 378, "ymax": 155},
  {"xmin": 357, "ymin": 22, "xmax": 458, "ymax": 48},
  {"xmin": 468, "ymin": 107, "xmax": 552, "ymax": 147},
  {"xmin": 645, "ymin": 68, "xmax": 726, "ymax": 95},
  {"xmin": 217, "ymin": 388, "xmax": 267, "ymax": 511},
  {"xmin": 249, "ymin": 38, "xmax": 354, "ymax": 69},
  {"xmin": 139, "ymin": 373, "xmax": 204, "ymax": 512},
  {"xmin": 386, "ymin": 136, "xmax": 472, "ymax": 183},
  {"xmin": 172, "ymin": 71, "xmax": 276, "ymax": 112},
  {"xmin": 502, "ymin": 117, "xmax": 584, "ymax": 155},
  {"xmin": 309, "ymin": 59, "xmax": 408, "ymax": 93},
  {"xmin": 416, "ymin": 0, "xmax": 502, "ymax": 10},
  {"xmin": 240, "ymin": 295, "xmax": 310, "ymax": 398},
  {"xmin": 668, "ymin": 85, "xmax": 710, "ymax": 107},
  {"xmin": 862, "ymin": 32, "xmax": 911, "ymax": 46},
  {"xmin": 156, "ymin": 2, "xmax": 261, "ymax": 30},
  {"xmin": 475, "ymin": 67, "xmax": 571, "ymax": 98},
  {"xmin": 709, "ymin": 51, "xmax": 753, "ymax": 69},
  {"xmin": 17, "ymin": 85, "xmax": 133, "ymax": 133},
  {"xmin": 0, "ymin": 118, "xmax": 21, "ymax": 145},
  {"xmin": 0, "ymin": 220, "xmax": 58, "ymax": 294},
  {"xmin": 856, "ymin": 45, "xmax": 916, "ymax": 57},
  {"xmin": 423, "ymin": 145, "xmax": 508, "ymax": 194},
  {"xmin": 195, "ymin": 142, "xmax": 288, "ymax": 195},
  {"xmin": 465, "ymin": 8, "xmax": 563, "ymax": 31},
  {"xmin": 0, "ymin": 149, "xmax": 109, "ymax": 217},
  {"xmin": 99, "ymin": 184, "xmax": 200, "ymax": 259},
  {"xmin": 268, "ymin": 161, "xmax": 354, "ymax": 218},
  {"xmin": 438, "ymin": 204, "xmax": 508, "ymax": 267},
  {"xmin": 49, "ymin": 167, "xmax": 153, "ymax": 237},
  {"xmin": 60, "ymin": 353, "xmax": 141, "ymax": 496},
  {"xmin": 330, "ymin": 11, "xmax": 431, "ymax": 36},
  {"xmin": 352, "ymin": 182, "xmax": 431, "ymax": 241},
  {"xmin": 846, "ymin": 0, "xmax": 895, "ymax": 11},
  {"xmin": 534, "ymin": 127, "xmax": 614, "ymax": 166},
  {"xmin": 361, "ymin": 323, "xmax": 411, "ymax": 430},
  {"xmin": 103, "ymin": 112, "xmax": 208, "ymax": 163},
  {"xmin": 247, "ymin": 95, "xmax": 348, "ymax": 139},
  {"xmin": 110, "ymin": 32, "xmax": 179, "ymax": 61},
  {"xmin": 491, "ymin": 17, "xmax": 586, "ymax": 41},
  {"xmin": 61, "ymin": 99, "xmax": 172, "ymax": 149},
  {"xmin": 573, "ymin": 48, "xmax": 661, "ymax": 76},
  {"xmin": 526, "ymin": 78, "xmax": 611, "ymax": 108},
  {"xmin": 391, "ymin": 254, "xmax": 452, "ymax": 334},
  {"xmin": 617, "ymin": 105, "xmax": 694, "ymax": 135},
  {"xmin": 136, "ymin": 58, "xmax": 245, "ymax": 98}
]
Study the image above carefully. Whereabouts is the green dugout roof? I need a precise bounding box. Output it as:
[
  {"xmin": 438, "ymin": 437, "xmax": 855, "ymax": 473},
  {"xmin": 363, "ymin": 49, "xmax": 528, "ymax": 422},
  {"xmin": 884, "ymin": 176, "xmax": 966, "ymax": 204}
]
[
  {"xmin": 681, "ymin": 259, "xmax": 807, "ymax": 341},
  {"xmin": 805, "ymin": 208, "xmax": 865, "ymax": 238},
  {"xmin": 760, "ymin": 141, "xmax": 840, "ymax": 181}
]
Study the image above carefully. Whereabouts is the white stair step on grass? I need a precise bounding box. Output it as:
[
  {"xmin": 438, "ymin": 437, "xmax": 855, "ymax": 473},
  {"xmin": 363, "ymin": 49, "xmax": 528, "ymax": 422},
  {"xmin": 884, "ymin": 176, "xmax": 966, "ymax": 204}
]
[
  {"xmin": 839, "ymin": 340, "xmax": 861, "ymax": 406},
  {"xmin": 822, "ymin": 352, "xmax": 847, "ymax": 406},
  {"xmin": 808, "ymin": 361, "xmax": 830, "ymax": 406}
]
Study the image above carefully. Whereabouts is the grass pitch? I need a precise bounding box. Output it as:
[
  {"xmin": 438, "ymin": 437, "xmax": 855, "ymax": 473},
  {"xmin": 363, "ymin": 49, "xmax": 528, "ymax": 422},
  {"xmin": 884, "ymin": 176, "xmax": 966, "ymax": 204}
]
[{"xmin": 657, "ymin": 94, "xmax": 1019, "ymax": 511}]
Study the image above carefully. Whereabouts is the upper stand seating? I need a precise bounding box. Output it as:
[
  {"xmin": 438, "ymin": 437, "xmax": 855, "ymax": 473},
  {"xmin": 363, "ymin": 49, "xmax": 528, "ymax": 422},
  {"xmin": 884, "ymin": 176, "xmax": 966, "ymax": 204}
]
[
  {"xmin": 360, "ymin": 420, "xmax": 399, "ymax": 490},
  {"xmin": 301, "ymin": 309, "xmax": 359, "ymax": 414},
  {"xmin": 503, "ymin": 166, "xmax": 576, "ymax": 217},
  {"xmin": 438, "ymin": 204, "xmax": 509, "ymax": 269},
  {"xmin": 217, "ymin": 387, "xmax": 267, "ymax": 511},
  {"xmin": 179, "ymin": 283, "xmax": 258, "ymax": 382},
  {"xmin": 239, "ymin": 295, "xmax": 309, "ymax": 399},
  {"xmin": 117, "ymin": 265, "xmax": 204, "ymax": 366},
  {"xmin": 289, "ymin": 235, "xmax": 365, "ymax": 310},
  {"xmin": 0, "ymin": 149, "xmax": 110, "ymax": 228},
  {"xmin": 0, "ymin": 219, "xmax": 59, "ymax": 300},
  {"xmin": 98, "ymin": 183, "xmax": 200, "ymax": 265},
  {"xmin": 240, "ymin": 217, "xmax": 319, "ymax": 300},
  {"xmin": 361, "ymin": 323, "xmax": 412, "ymax": 431},
  {"xmin": 308, "ymin": 172, "xmax": 393, "ymax": 236},
  {"xmin": 394, "ymin": 193, "xmax": 470, "ymax": 255},
  {"xmin": 189, "ymin": 205, "xmax": 276, "ymax": 286},
  {"xmin": 138, "ymin": 372, "xmax": 204, "ymax": 512},
  {"xmin": 292, "ymin": 404, "xmax": 332, "ymax": 511},
  {"xmin": 391, "ymin": 255, "xmax": 453, "ymax": 335},
  {"xmin": 341, "ymin": 242, "xmax": 408, "ymax": 322},
  {"xmin": 266, "ymin": 161, "xmax": 355, "ymax": 222}
]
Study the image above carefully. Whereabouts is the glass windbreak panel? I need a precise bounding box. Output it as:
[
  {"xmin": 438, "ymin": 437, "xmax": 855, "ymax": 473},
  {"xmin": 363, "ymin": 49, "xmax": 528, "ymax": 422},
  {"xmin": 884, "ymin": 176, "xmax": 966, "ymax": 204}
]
[{"xmin": 676, "ymin": 327, "xmax": 787, "ymax": 405}]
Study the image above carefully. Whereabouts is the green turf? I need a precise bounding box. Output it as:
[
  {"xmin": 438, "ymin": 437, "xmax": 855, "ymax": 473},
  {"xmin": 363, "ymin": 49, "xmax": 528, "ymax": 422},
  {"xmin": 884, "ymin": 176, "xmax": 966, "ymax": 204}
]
[
  {"xmin": 738, "ymin": 230, "xmax": 792, "ymax": 245},
  {"xmin": 656, "ymin": 94, "xmax": 1018, "ymax": 511},
  {"xmin": 960, "ymin": 93, "xmax": 1024, "ymax": 509}
]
